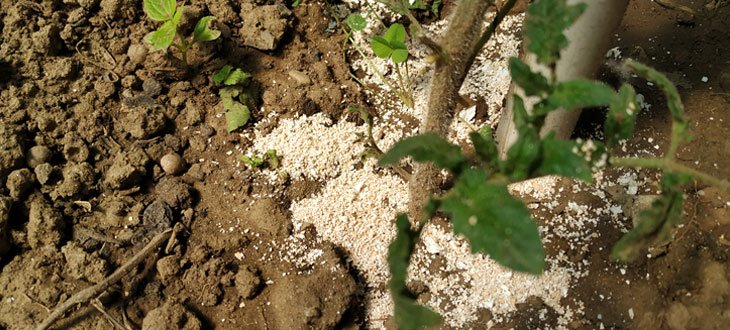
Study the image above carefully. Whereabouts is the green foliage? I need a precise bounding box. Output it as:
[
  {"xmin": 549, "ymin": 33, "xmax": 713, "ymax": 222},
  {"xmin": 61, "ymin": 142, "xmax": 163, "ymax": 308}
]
[
  {"xmin": 604, "ymin": 84, "xmax": 638, "ymax": 147},
  {"xmin": 508, "ymin": 57, "xmax": 550, "ymax": 97},
  {"xmin": 388, "ymin": 214, "xmax": 442, "ymax": 330},
  {"xmin": 371, "ymin": 24, "xmax": 409, "ymax": 64},
  {"xmin": 143, "ymin": 0, "xmax": 220, "ymax": 65},
  {"xmin": 143, "ymin": 0, "xmax": 177, "ymax": 21},
  {"xmin": 524, "ymin": 0, "xmax": 586, "ymax": 65},
  {"xmin": 535, "ymin": 133, "xmax": 593, "ymax": 182},
  {"xmin": 442, "ymin": 169, "xmax": 545, "ymax": 273},
  {"xmin": 611, "ymin": 173, "xmax": 690, "ymax": 262},
  {"xmin": 469, "ymin": 128, "xmax": 499, "ymax": 172},
  {"xmin": 378, "ymin": 133, "xmax": 468, "ymax": 173},
  {"xmin": 241, "ymin": 149, "xmax": 280, "ymax": 169},
  {"xmin": 193, "ymin": 16, "xmax": 221, "ymax": 43},
  {"xmin": 215, "ymin": 65, "xmax": 256, "ymax": 132},
  {"xmin": 345, "ymin": 13, "xmax": 367, "ymax": 32}
]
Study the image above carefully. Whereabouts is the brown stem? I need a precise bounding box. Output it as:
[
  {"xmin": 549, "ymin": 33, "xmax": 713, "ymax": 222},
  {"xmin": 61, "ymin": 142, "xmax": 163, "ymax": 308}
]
[
  {"xmin": 407, "ymin": 0, "xmax": 493, "ymax": 221},
  {"xmin": 35, "ymin": 230, "xmax": 172, "ymax": 330}
]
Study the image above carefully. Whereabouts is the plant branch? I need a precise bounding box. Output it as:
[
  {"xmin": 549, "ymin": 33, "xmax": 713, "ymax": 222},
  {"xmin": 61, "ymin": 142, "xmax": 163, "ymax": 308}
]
[
  {"xmin": 408, "ymin": 0, "xmax": 491, "ymax": 220},
  {"xmin": 610, "ymin": 156, "xmax": 730, "ymax": 193},
  {"xmin": 35, "ymin": 229, "xmax": 173, "ymax": 330},
  {"xmin": 467, "ymin": 0, "xmax": 518, "ymax": 68}
]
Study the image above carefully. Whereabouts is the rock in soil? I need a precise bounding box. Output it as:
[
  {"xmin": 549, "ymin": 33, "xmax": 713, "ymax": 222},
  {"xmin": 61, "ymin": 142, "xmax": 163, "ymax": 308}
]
[
  {"xmin": 6, "ymin": 168, "xmax": 34, "ymax": 200},
  {"xmin": 155, "ymin": 177, "xmax": 194, "ymax": 210},
  {"xmin": 61, "ymin": 242, "xmax": 109, "ymax": 283},
  {"xmin": 28, "ymin": 194, "xmax": 65, "ymax": 249},
  {"xmin": 127, "ymin": 43, "xmax": 148, "ymax": 65},
  {"xmin": 142, "ymin": 302, "xmax": 202, "ymax": 330},
  {"xmin": 240, "ymin": 4, "xmax": 293, "ymax": 50},
  {"xmin": 160, "ymin": 152, "xmax": 185, "ymax": 176},
  {"xmin": 0, "ymin": 196, "xmax": 11, "ymax": 259},
  {"xmin": 235, "ymin": 266, "xmax": 262, "ymax": 299},
  {"xmin": 51, "ymin": 162, "xmax": 96, "ymax": 200},
  {"xmin": 156, "ymin": 255, "xmax": 181, "ymax": 284},
  {"xmin": 143, "ymin": 200, "xmax": 174, "ymax": 235},
  {"xmin": 104, "ymin": 146, "xmax": 150, "ymax": 190},
  {"xmin": 119, "ymin": 104, "xmax": 167, "ymax": 139},
  {"xmin": 34, "ymin": 163, "xmax": 54, "ymax": 185},
  {"xmin": 26, "ymin": 145, "xmax": 52, "ymax": 168}
]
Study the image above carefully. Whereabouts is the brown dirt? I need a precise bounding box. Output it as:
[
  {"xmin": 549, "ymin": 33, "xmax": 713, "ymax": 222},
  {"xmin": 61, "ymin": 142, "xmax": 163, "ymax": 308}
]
[{"xmin": 0, "ymin": 0, "xmax": 728, "ymax": 329}]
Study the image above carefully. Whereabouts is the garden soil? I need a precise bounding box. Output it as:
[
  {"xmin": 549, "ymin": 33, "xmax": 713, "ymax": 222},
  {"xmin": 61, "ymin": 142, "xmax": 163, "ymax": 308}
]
[{"xmin": 0, "ymin": 0, "xmax": 729, "ymax": 329}]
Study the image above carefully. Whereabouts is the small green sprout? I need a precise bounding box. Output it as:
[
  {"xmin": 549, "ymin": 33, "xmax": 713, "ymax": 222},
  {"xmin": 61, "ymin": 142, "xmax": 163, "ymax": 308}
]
[
  {"xmin": 370, "ymin": 23, "xmax": 414, "ymax": 108},
  {"xmin": 143, "ymin": 0, "xmax": 221, "ymax": 66},
  {"xmin": 214, "ymin": 65, "xmax": 257, "ymax": 132},
  {"xmin": 241, "ymin": 149, "xmax": 280, "ymax": 169}
]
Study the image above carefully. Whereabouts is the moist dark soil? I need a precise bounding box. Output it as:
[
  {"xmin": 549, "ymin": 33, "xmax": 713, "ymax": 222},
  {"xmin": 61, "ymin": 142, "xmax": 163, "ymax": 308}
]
[{"xmin": 0, "ymin": 0, "xmax": 729, "ymax": 329}]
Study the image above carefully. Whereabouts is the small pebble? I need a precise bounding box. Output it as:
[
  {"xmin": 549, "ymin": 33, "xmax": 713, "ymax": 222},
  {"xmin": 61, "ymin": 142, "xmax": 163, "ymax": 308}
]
[
  {"xmin": 143, "ymin": 78, "xmax": 162, "ymax": 97},
  {"xmin": 160, "ymin": 153, "xmax": 185, "ymax": 175},
  {"xmin": 288, "ymin": 70, "xmax": 311, "ymax": 86},
  {"xmin": 127, "ymin": 44, "xmax": 148, "ymax": 65},
  {"xmin": 26, "ymin": 145, "xmax": 52, "ymax": 168},
  {"xmin": 35, "ymin": 163, "xmax": 53, "ymax": 185}
]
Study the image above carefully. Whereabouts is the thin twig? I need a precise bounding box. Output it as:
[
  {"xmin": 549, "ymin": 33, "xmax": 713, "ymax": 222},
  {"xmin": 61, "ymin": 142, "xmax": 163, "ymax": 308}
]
[
  {"xmin": 91, "ymin": 298, "xmax": 130, "ymax": 330},
  {"xmin": 35, "ymin": 229, "xmax": 172, "ymax": 330}
]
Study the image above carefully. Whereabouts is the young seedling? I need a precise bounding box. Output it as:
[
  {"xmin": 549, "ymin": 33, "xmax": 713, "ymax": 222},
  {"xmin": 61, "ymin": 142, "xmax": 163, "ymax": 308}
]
[
  {"xmin": 341, "ymin": 11, "xmax": 416, "ymax": 108},
  {"xmin": 143, "ymin": 0, "xmax": 221, "ymax": 66},
  {"xmin": 241, "ymin": 149, "xmax": 280, "ymax": 169},
  {"xmin": 380, "ymin": 0, "xmax": 730, "ymax": 327},
  {"xmin": 213, "ymin": 65, "xmax": 257, "ymax": 132}
]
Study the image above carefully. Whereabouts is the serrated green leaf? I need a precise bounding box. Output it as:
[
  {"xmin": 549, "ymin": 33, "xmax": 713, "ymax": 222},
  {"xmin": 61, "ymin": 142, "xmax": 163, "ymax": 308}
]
[
  {"xmin": 537, "ymin": 80, "xmax": 616, "ymax": 115},
  {"xmin": 371, "ymin": 36, "xmax": 393, "ymax": 59},
  {"xmin": 144, "ymin": 19, "xmax": 178, "ymax": 51},
  {"xmin": 525, "ymin": 0, "xmax": 586, "ymax": 65},
  {"xmin": 469, "ymin": 129, "xmax": 499, "ymax": 171},
  {"xmin": 508, "ymin": 57, "xmax": 550, "ymax": 97},
  {"xmin": 605, "ymin": 84, "xmax": 638, "ymax": 147},
  {"xmin": 213, "ymin": 65, "xmax": 233, "ymax": 85},
  {"xmin": 225, "ymin": 103, "xmax": 250, "ymax": 132},
  {"xmin": 535, "ymin": 133, "xmax": 593, "ymax": 182},
  {"xmin": 143, "ymin": 0, "xmax": 177, "ymax": 22},
  {"xmin": 345, "ymin": 13, "xmax": 367, "ymax": 31},
  {"xmin": 441, "ymin": 169, "xmax": 545, "ymax": 274},
  {"xmin": 223, "ymin": 68, "xmax": 251, "ymax": 86},
  {"xmin": 384, "ymin": 23, "xmax": 407, "ymax": 43},
  {"xmin": 193, "ymin": 16, "xmax": 221, "ymax": 43},
  {"xmin": 388, "ymin": 214, "xmax": 443, "ymax": 330},
  {"xmin": 611, "ymin": 172, "xmax": 690, "ymax": 262},
  {"xmin": 378, "ymin": 132, "xmax": 468, "ymax": 173}
]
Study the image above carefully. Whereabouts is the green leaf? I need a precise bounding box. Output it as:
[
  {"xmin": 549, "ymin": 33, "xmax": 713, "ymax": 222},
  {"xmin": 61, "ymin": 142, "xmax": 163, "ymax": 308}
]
[
  {"xmin": 508, "ymin": 57, "xmax": 550, "ymax": 97},
  {"xmin": 225, "ymin": 103, "xmax": 250, "ymax": 132},
  {"xmin": 265, "ymin": 149, "xmax": 280, "ymax": 169},
  {"xmin": 504, "ymin": 128, "xmax": 541, "ymax": 181},
  {"xmin": 469, "ymin": 129, "xmax": 499, "ymax": 171},
  {"xmin": 524, "ymin": 0, "xmax": 586, "ymax": 65},
  {"xmin": 441, "ymin": 169, "xmax": 545, "ymax": 274},
  {"xmin": 537, "ymin": 80, "xmax": 616, "ymax": 115},
  {"xmin": 241, "ymin": 154, "xmax": 264, "ymax": 167},
  {"xmin": 389, "ymin": 214, "xmax": 443, "ymax": 330},
  {"xmin": 345, "ymin": 13, "xmax": 367, "ymax": 31},
  {"xmin": 611, "ymin": 173, "xmax": 690, "ymax": 262},
  {"xmin": 213, "ymin": 65, "xmax": 233, "ymax": 85},
  {"xmin": 378, "ymin": 132, "xmax": 468, "ymax": 173},
  {"xmin": 384, "ymin": 23, "xmax": 407, "ymax": 43},
  {"xmin": 431, "ymin": 0, "xmax": 442, "ymax": 15},
  {"xmin": 219, "ymin": 86, "xmax": 240, "ymax": 110},
  {"xmin": 604, "ymin": 84, "xmax": 638, "ymax": 147},
  {"xmin": 624, "ymin": 60, "xmax": 690, "ymax": 145},
  {"xmin": 371, "ymin": 36, "xmax": 393, "ymax": 59},
  {"xmin": 291, "ymin": 0, "xmax": 302, "ymax": 8},
  {"xmin": 535, "ymin": 133, "xmax": 593, "ymax": 182},
  {"xmin": 144, "ymin": 19, "xmax": 178, "ymax": 51},
  {"xmin": 143, "ymin": 0, "xmax": 177, "ymax": 22},
  {"xmin": 193, "ymin": 16, "xmax": 221, "ymax": 43},
  {"xmin": 391, "ymin": 48, "xmax": 409, "ymax": 64},
  {"xmin": 223, "ymin": 68, "xmax": 251, "ymax": 86}
]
